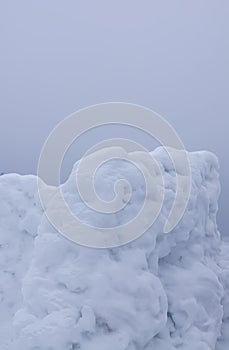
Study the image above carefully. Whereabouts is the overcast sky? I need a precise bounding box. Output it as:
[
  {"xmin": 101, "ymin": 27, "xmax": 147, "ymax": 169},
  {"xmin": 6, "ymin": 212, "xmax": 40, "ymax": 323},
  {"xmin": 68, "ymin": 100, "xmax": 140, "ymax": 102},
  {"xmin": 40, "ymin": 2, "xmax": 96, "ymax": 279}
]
[{"xmin": 1, "ymin": 0, "xmax": 228, "ymax": 235}]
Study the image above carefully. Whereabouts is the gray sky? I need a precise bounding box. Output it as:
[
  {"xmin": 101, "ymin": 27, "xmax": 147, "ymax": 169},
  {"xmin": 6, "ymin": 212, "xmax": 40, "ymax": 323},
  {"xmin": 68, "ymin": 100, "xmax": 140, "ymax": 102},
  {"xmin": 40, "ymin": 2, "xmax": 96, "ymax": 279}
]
[{"xmin": 1, "ymin": 0, "xmax": 228, "ymax": 235}]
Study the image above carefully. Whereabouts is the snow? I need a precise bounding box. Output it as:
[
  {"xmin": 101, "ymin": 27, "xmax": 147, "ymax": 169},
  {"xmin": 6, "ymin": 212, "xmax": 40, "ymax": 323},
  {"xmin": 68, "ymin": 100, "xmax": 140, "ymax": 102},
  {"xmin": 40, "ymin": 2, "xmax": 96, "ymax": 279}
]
[
  {"xmin": 0, "ymin": 175, "xmax": 42, "ymax": 346},
  {"xmin": 0, "ymin": 147, "xmax": 228, "ymax": 349}
]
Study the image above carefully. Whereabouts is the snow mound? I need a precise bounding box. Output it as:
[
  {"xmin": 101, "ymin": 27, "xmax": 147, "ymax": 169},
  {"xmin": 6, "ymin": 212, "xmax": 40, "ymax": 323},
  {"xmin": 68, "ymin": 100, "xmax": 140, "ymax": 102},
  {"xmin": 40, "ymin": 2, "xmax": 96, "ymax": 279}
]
[
  {"xmin": 0, "ymin": 148, "xmax": 228, "ymax": 349},
  {"xmin": 0, "ymin": 175, "xmax": 42, "ymax": 345}
]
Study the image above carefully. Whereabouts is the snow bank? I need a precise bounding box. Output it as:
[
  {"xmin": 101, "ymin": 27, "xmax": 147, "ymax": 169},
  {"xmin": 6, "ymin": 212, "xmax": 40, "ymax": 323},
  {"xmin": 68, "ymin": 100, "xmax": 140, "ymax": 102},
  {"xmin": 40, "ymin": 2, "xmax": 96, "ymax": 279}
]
[
  {"xmin": 0, "ymin": 175, "xmax": 42, "ymax": 345},
  {"xmin": 0, "ymin": 148, "xmax": 228, "ymax": 349},
  {"xmin": 216, "ymin": 240, "xmax": 229, "ymax": 350}
]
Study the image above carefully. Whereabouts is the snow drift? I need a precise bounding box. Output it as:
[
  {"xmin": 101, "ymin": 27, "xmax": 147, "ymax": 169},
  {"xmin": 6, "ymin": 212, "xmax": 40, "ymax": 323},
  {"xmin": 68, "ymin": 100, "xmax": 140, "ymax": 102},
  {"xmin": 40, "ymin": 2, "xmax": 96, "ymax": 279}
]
[{"xmin": 0, "ymin": 147, "xmax": 228, "ymax": 349}]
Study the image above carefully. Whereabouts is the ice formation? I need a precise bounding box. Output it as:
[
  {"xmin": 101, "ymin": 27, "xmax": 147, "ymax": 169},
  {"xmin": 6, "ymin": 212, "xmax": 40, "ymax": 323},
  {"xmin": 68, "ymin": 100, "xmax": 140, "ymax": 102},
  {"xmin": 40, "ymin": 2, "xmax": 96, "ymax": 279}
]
[{"xmin": 0, "ymin": 147, "xmax": 228, "ymax": 349}]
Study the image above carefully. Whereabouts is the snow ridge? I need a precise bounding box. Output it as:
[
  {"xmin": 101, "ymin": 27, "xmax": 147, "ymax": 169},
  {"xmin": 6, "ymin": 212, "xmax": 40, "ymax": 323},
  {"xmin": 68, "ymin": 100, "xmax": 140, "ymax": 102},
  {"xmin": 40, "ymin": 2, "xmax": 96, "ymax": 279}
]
[{"xmin": 0, "ymin": 148, "xmax": 228, "ymax": 349}]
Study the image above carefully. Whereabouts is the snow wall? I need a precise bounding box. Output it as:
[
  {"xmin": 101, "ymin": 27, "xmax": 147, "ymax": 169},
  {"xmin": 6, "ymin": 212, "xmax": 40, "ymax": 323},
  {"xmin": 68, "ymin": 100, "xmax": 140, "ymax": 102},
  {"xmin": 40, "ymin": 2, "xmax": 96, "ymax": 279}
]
[{"xmin": 0, "ymin": 147, "xmax": 228, "ymax": 350}]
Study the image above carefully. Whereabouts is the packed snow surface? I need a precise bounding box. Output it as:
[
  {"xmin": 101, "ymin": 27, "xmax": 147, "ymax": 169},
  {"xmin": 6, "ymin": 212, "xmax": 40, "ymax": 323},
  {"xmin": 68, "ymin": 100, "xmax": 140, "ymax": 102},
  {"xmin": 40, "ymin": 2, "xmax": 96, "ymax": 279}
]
[{"xmin": 0, "ymin": 147, "xmax": 228, "ymax": 349}]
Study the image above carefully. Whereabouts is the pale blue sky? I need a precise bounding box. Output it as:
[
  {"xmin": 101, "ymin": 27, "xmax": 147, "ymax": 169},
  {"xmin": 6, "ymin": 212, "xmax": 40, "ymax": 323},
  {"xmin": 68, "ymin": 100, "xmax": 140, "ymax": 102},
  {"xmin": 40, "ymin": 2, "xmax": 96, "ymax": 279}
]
[{"xmin": 1, "ymin": 0, "xmax": 228, "ymax": 234}]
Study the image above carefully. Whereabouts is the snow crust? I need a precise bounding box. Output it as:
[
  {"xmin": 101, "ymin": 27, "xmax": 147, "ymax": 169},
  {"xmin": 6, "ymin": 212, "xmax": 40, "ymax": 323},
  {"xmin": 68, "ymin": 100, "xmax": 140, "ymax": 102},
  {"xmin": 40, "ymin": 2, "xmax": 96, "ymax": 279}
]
[{"xmin": 0, "ymin": 147, "xmax": 228, "ymax": 349}]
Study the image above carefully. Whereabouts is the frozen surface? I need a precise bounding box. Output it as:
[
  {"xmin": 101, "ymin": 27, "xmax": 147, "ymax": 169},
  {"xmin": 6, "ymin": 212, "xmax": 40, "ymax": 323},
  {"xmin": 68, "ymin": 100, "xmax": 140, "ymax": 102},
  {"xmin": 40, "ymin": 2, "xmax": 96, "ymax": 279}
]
[{"xmin": 0, "ymin": 148, "xmax": 228, "ymax": 349}]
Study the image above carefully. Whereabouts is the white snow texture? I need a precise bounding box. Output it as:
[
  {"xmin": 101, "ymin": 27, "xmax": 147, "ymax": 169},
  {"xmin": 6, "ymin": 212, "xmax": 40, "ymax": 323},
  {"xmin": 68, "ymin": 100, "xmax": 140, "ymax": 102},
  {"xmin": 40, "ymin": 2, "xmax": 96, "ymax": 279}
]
[{"xmin": 0, "ymin": 147, "xmax": 228, "ymax": 350}]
